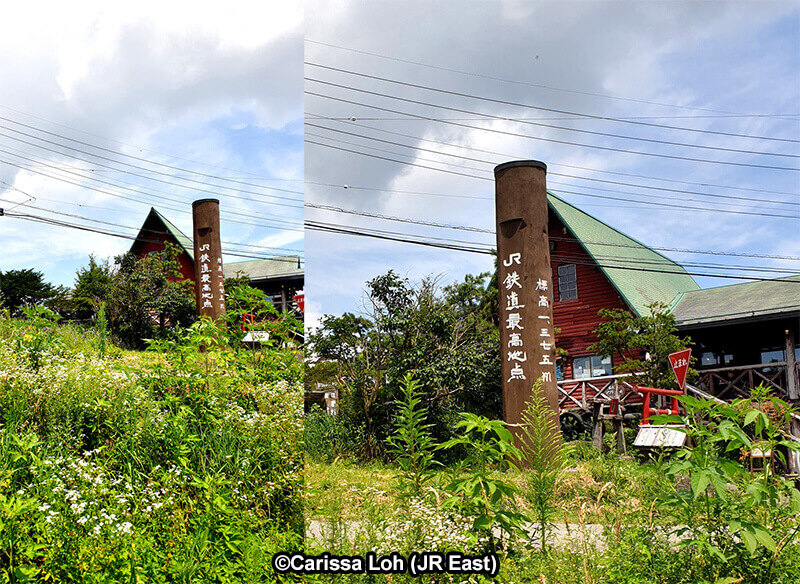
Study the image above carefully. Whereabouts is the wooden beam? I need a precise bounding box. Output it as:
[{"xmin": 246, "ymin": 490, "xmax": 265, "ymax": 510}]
[{"xmin": 787, "ymin": 329, "xmax": 798, "ymax": 402}]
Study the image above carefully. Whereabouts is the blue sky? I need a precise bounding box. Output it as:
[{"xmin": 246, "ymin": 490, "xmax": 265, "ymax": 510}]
[
  {"xmin": 304, "ymin": 0, "xmax": 800, "ymax": 330},
  {"xmin": 0, "ymin": 2, "xmax": 303, "ymax": 292}
]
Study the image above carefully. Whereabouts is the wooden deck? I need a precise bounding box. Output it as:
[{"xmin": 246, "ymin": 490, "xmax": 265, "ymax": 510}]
[
  {"xmin": 557, "ymin": 373, "xmax": 643, "ymax": 410},
  {"xmin": 696, "ymin": 361, "xmax": 799, "ymax": 403},
  {"xmin": 557, "ymin": 361, "xmax": 800, "ymax": 411}
]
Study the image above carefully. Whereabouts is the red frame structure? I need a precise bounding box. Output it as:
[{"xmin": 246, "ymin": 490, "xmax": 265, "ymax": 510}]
[{"xmin": 637, "ymin": 385, "xmax": 684, "ymax": 424}]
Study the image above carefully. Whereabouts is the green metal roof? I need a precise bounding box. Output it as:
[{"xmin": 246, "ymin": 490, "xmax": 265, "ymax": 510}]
[
  {"xmin": 547, "ymin": 191, "xmax": 700, "ymax": 316},
  {"xmin": 671, "ymin": 275, "xmax": 800, "ymax": 327},
  {"xmin": 149, "ymin": 208, "xmax": 195, "ymax": 261},
  {"xmin": 224, "ymin": 257, "xmax": 303, "ymax": 282}
]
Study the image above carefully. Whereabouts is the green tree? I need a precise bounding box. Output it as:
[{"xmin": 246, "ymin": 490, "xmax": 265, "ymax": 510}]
[
  {"xmin": 72, "ymin": 255, "xmax": 113, "ymax": 320},
  {"xmin": 308, "ymin": 269, "xmax": 502, "ymax": 459},
  {"xmin": 589, "ymin": 301, "xmax": 696, "ymax": 389},
  {"xmin": 310, "ymin": 311, "xmax": 386, "ymax": 458},
  {"xmin": 105, "ymin": 244, "xmax": 195, "ymax": 349},
  {"xmin": 0, "ymin": 268, "xmax": 58, "ymax": 316}
]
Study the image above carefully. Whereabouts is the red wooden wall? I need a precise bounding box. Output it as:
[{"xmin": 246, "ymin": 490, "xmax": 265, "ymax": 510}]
[
  {"xmin": 133, "ymin": 236, "xmax": 195, "ymax": 284},
  {"xmin": 129, "ymin": 213, "xmax": 196, "ymax": 287},
  {"xmin": 548, "ymin": 210, "xmax": 632, "ymax": 379}
]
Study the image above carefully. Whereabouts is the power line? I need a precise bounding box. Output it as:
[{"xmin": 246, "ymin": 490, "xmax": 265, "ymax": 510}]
[
  {"xmin": 4, "ymin": 210, "xmax": 302, "ymax": 264},
  {"xmin": 306, "ymin": 63, "xmax": 800, "ymax": 146},
  {"xmin": 304, "ymin": 40, "xmax": 800, "ymax": 121},
  {"xmin": 0, "ymin": 104, "xmax": 301, "ymax": 183},
  {"xmin": 305, "ymin": 220, "xmax": 800, "ymax": 283},
  {"xmin": 306, "ymin": 137, "xmax": 800, "ymax": 219},
  {"xmin": 305, "ymin": 89, "xmax": 800, "ymax": 172},
  {"xmin": 0, "ymin": 151, "xmax": 304, "ymax": 232},
  {"xmin": 1, "ymin": 187, "xmax": 304, "ymax": 258},
  {"xmin": 307, "ymin": 203, "xmax": 800, "ymax": 261},
  {"xmin": 312, "ymin": 115, "xmax": 800, "ymax": 197},
  {"xmin": 0, "ymin": 123, "xmax": 304, "ymax": 207},
  {"xmin": 307, "ymin": 119, "xmax": 800, "ymax": 206},
  {"xmin": 16, "ymin": 201, "xmax": 304, "ymax": 260},
  {"xmin": 0, "ymin": 115, "xmax": 304, "ymax": 196},
  {"xmin": 314, "ymin": 113, "xmax": 800, "ymax": 122}
]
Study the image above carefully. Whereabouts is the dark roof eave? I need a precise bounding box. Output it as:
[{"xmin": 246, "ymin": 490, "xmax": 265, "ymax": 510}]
[{"xmin": 676, "ymin": 309, "xmax": 800, "ymax": 330}]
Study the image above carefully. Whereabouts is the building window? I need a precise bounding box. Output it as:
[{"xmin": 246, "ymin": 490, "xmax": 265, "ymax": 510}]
[
  {"xmin": 573, "ymin": 355, "xmax": 612, "ymax": 379},
  {"xmin": 558, "ymin": 264, "xmax": 577, "ymax": 301},
  {"xmin": 701, "ymin": 352, "xmax": 718, "ymax": 367},
  {"xmin": 761, "ymin": 349, "xmax": 785, "ymax": 365}
]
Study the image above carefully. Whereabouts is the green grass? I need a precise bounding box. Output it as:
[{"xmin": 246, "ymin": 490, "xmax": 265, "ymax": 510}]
[
  {"xmin": 306, "ymin": 448, "xmax": 800, "ymax": 583},
  {"xmin": 0, "ymin": 314, "xmax": 304, "ymax": 583}
]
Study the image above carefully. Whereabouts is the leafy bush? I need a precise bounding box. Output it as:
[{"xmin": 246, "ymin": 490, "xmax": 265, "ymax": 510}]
[
  {"xmin": 653, "ymin": 388, "xmax": 800, "ymax": 583},
  {"xmin": 438, "ymin": 413, "xmax": 525, "ymax": 551},
  {"xmin": 0, "ymin": 311, "xmax": 302, "ymax": 582},
  {"xmin": 385, "ymin": 373, "xmax": 439, "ymax": 499},
  {"xmin": 304, "ymin": 405, "xmax": 354, "ymax": 463},
  {"xmin": 105, "ymin": 244, "xmax": 196, "ymax": 349}
]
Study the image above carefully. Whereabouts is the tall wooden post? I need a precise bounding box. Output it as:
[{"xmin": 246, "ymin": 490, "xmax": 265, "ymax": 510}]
[
  {"xmin": 786, "ymin": 329, "xmax": 798, "ymax": 402},
  {"xmin": 192, "ymin": 199, "xmax": 226, "ymax": 320},
  {"xmin": 495, "ymin": 160, "xmax": 560, "ymax": 448}
]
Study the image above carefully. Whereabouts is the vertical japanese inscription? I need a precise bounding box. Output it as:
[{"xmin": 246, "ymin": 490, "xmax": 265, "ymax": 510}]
[
  {"xmin": 495, "ymin": 161, "xmax": 560, "ymax": 447},
  {"xmin": 192, "ymin": 199, "xmax": 226, "ymax": 320}
]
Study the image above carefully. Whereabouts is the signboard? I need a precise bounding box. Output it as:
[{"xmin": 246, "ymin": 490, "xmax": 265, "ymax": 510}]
[
  {"xmin": 669, "ymin": 349, "xmax": 692, "ymax": 390},
  {"xmin": 293, "ymin": 293, "xmax": 305, "ymax": 312}
]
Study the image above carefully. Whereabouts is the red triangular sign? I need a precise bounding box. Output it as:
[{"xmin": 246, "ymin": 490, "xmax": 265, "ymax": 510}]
[
  {"xmin": 669, "ymin": 349, "xmax": 692, "ymax": 390},
  {"xmin": 293, "ymin": 293, "xmax": 305, "ymax": 312}
]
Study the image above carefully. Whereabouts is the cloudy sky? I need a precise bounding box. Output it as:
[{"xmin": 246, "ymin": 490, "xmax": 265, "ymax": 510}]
[
  {"xmin": 0, "ymin": 2, "xmax": 303, "ymax": 290},
  {"xmin": 305, "ymin": 0, "xmax": 800, "ymax": 330}
]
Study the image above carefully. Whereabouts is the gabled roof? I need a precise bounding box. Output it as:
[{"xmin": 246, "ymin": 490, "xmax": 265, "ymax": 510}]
[
  {"xmin": 547, "ymin": 191, "xmax": 700, "ymax": 317},
  {"xmin": 131, "ymin": 207, "xmax": 195, "ymax": 261},
  {"xmin": 671, "ymin": 275, "xmax": 800, "ymax": 327}
]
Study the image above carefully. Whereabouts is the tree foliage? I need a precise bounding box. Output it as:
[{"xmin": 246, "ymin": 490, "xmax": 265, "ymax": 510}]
[
  {"xmin": 0, "ymin": 269, "xmax": 58, "ymax": 316},
  {"xmin": 105, "ymin": 244, "xmax": 195, "ymax": 349},
  {"xmin": 589, "ymin": 301, "xmax": 696, "ymax": 389},
  {"xmin": 308, "ymin": 270, "xmax": 501, "ymax": 459},
  {"xmin": 72, "ymin": 255, "xmax": 113, "ymax": 320}
]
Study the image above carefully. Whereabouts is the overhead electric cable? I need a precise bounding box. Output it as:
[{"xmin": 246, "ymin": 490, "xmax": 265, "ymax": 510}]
[
  {"xmin": 4, "ymin": 211, "xmax": 300, "ymax": 263},
  {"xmin": 17, "ymin": 202, "xmax": 303, "ymax": 260},
  {"xmin": 306, "ymin": 138, "xmax": 800, "ymax": 219},
  {"xmin": 0, "ymin": 161, "xmax": 304, "ymax": 237},
  {"xmin": 0, "ymin": 151, "xmax": 304, "ymax": 232},
  {"xmin": 305, "ymin": 220, "xmax": 800, "ymax": 283},
  {"xmin": 305, "ymin": 87, "xmax": 800, "ymax": 171},
  {"xmin": 307, "ymin": 120, "xmax": 800, "ymax": 206},
  {"xmin": 0, "ymin": 125, "xmax": 304, "ymax": 207},
  {"xmin": 306, "ymin": 63, "xmax": 800, "ymax": 147},
  {"xmin": 305, "ymin": 91, "xmax": 800, "ymax": 172},
  {"xmin": 308, "ymin": 112, "xmax": 800, "ymax": 197},
  {"xmin": 0, "ymin": 104, "xmax": 302, "ymax": 183},
  {"xmin": 305, "ymin": 39, "xmax": 800, "ymax": 121},
  {"xmin": 0, "ymin": 116, "xmax": 304, "ymax": 196},
  {"xmin": 307, "ymin": 204, "xmax": 800, "ymax": 262}
]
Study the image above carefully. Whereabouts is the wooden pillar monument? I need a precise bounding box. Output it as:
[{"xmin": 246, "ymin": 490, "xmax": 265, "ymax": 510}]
[
  {"xmin": 192, "ymin": 199, "xmax": 226, "ymax": 320},
  {"xmin": 495, "ymin": 160, "xmax": 560, "ymax": 447}
]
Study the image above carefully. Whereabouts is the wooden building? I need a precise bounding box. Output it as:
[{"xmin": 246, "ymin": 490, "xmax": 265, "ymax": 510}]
[
  {"xmin": 545, "ymin": 192, "xmax": 800, "ymax": 403},
  {"xmin": 129, "ymin": 208, "xmax": 304, "ymax": 313}
]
